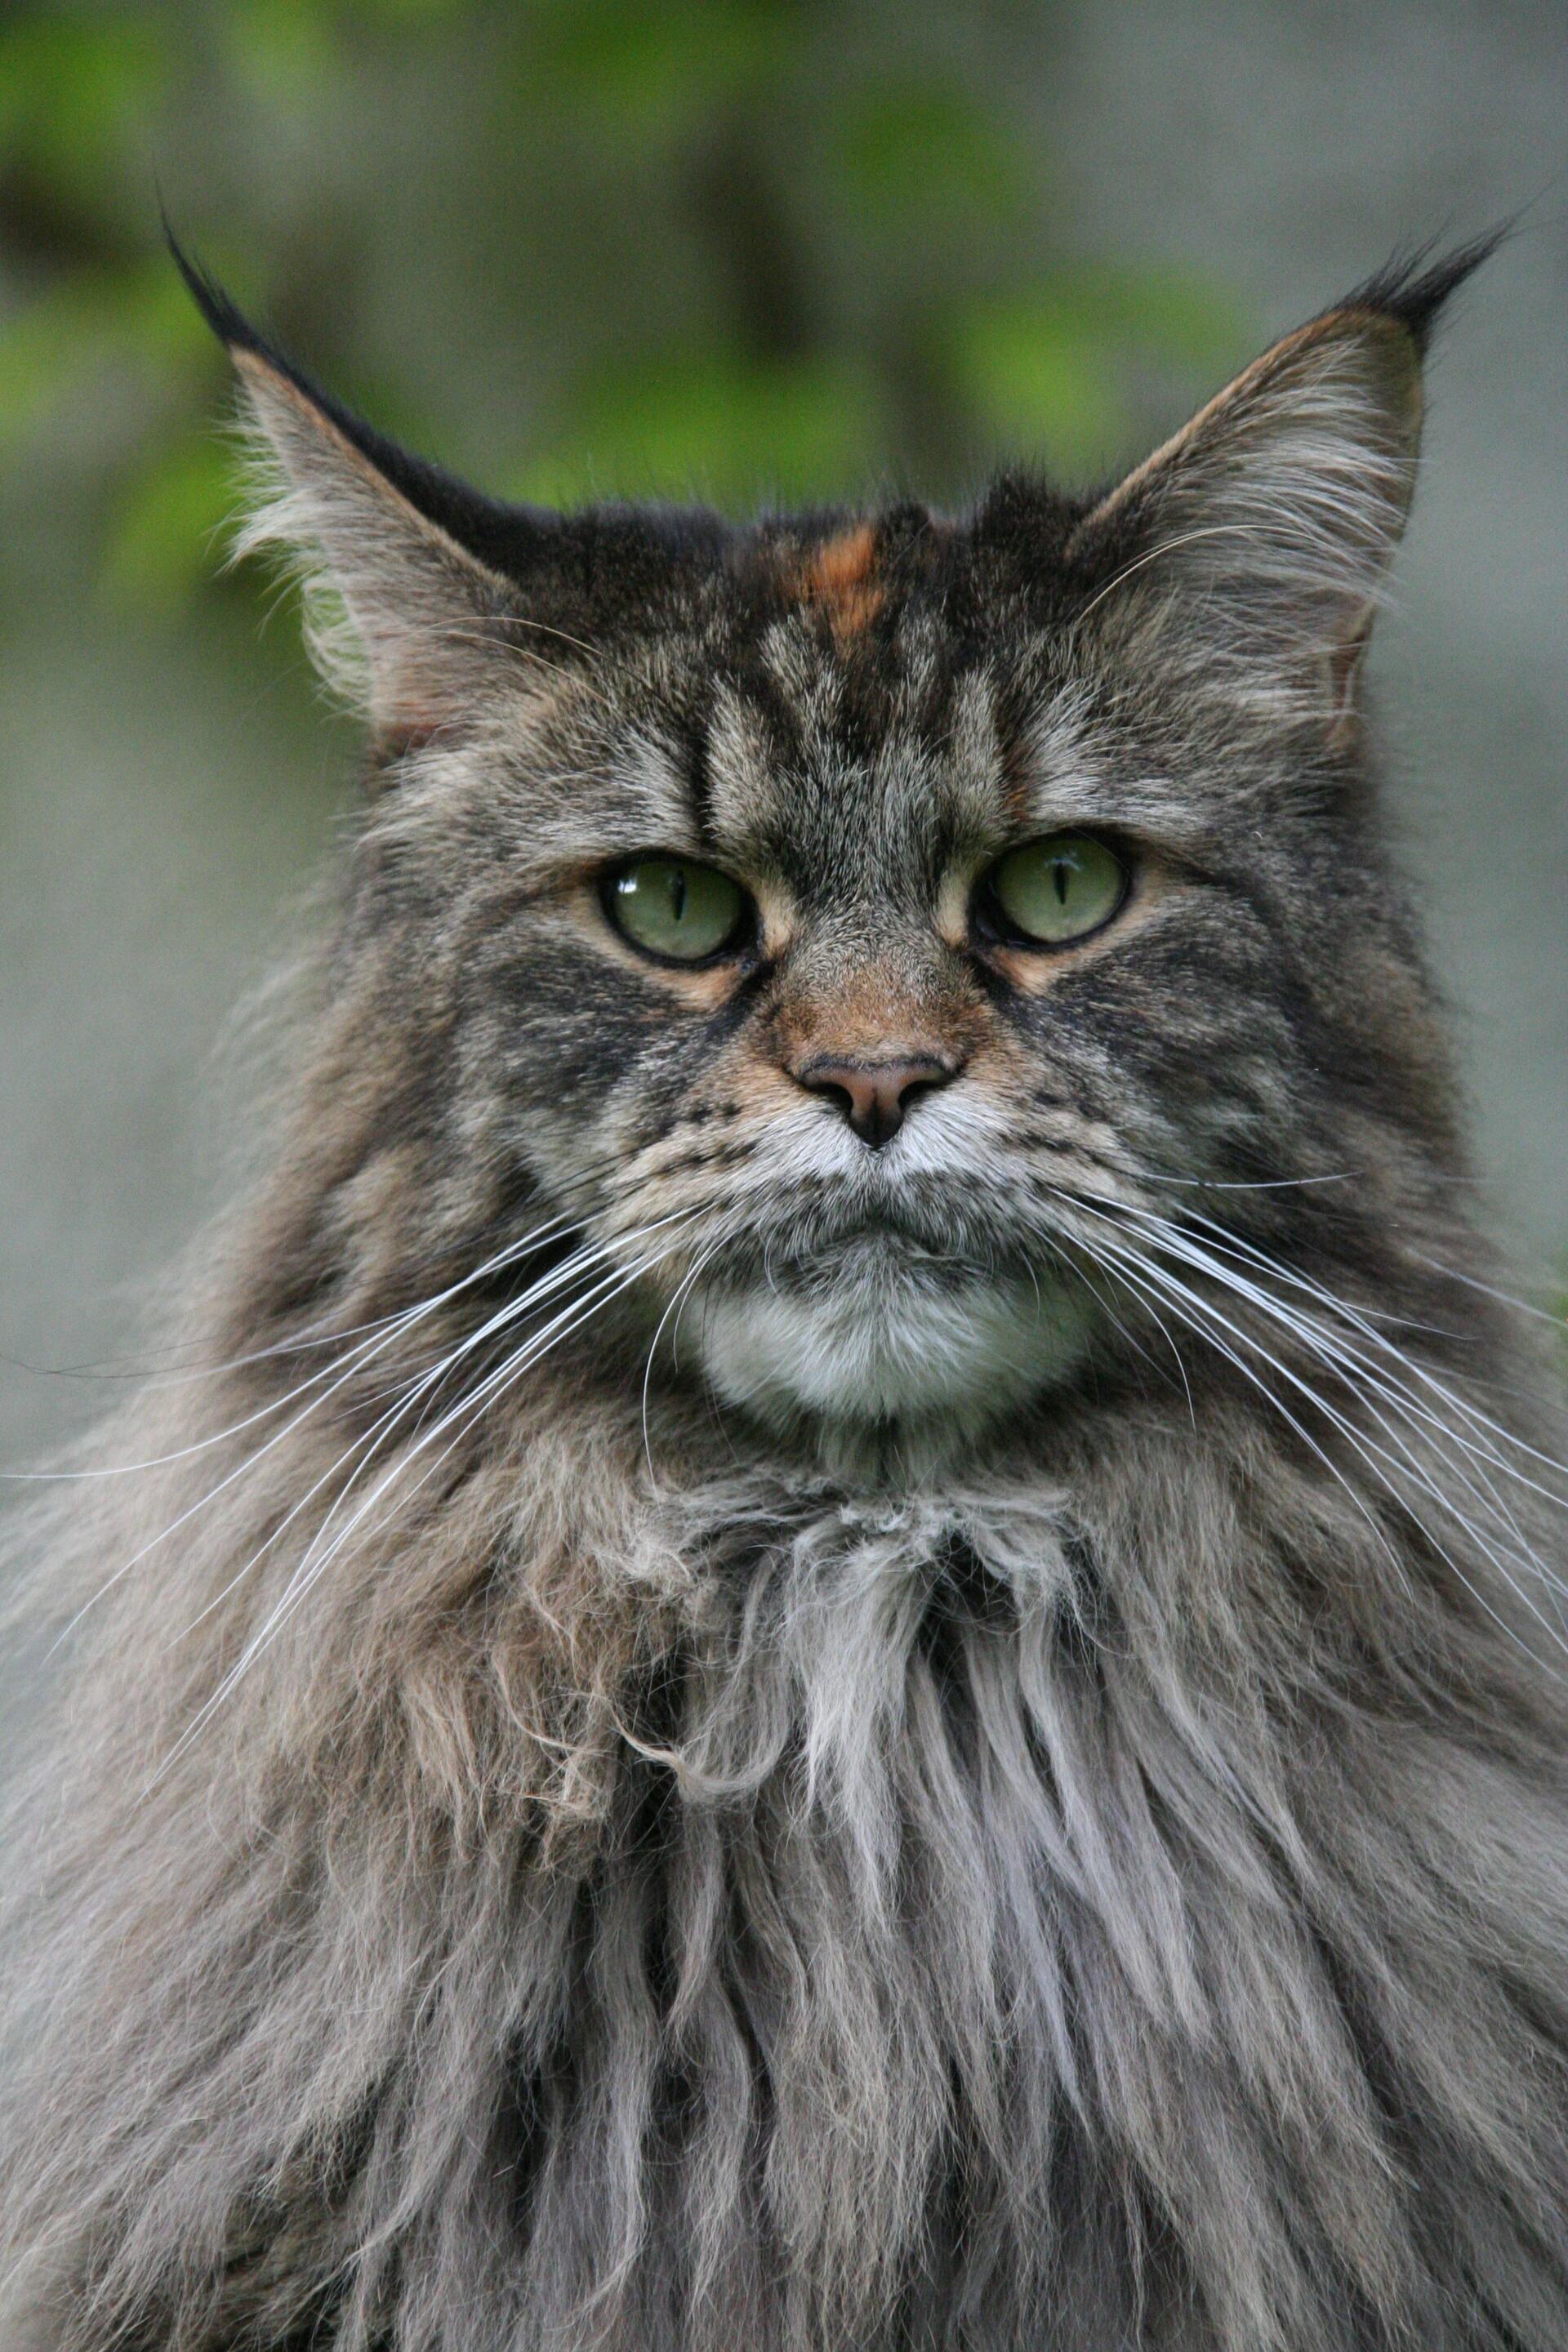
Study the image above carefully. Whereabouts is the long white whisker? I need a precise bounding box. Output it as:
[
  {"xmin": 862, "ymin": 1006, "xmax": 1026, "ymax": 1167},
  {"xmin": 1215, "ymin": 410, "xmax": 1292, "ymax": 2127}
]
[
  {"xmin": 1408, "ymin": 1251, "xmax": 1568, "ymax": 1332},
  {"xmin": 14, "ymin": 1211, "xmax": 583, "ymax": 1486},
  {"xmin": 1095, "ymin": 1237, "xmax": 1560, "ymax": 1658},
  {"xmin": 1127, "ymin": 1208, "xmax": 1568, "ymax": 1508},
  {"xmin": 641, "ymin": 1239, "xmax": 724, "ymax": 1482},
  {"xmin": 1138, "ymin": 1171, "xmax": 1364, "ymax": 1193},
  {"xmin": 1070, "ymin": 1218, "xmax": 1410, "ymax": 1585},
  {"xmin": 42, "ymin": 1212, "xmax": 587, "ymax": 1655},
  {"xmin": 1181, "ymin": 1247, "xmax": 1548, "ymax": 1584},
  {"xmin": 382, "ymin": 1244, "xmax": 694, "ymax": 1549},
  {"xmin": 160, "ymin": 1228, "xmax": 652, "ymax": 1650},
  {"xmin": 1070, "ymin": 1201, "xmax": 1568, "ymax": 1660},
  {"xmin": 1115, "ymin": 1212, "xmax": 1568, "ymax": 1644},
  {"xmin": 1042, "ymin": 1233, "xmax": 1197, "ymax": 1425},
  {"xmin": 145, "ymin": 1220, "xmax": 699, "ymax": 1784}
]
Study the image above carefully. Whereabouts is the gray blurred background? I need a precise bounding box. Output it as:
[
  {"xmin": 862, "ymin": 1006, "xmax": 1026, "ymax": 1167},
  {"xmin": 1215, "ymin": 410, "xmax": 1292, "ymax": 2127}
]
[{"xmin": 1, "ymin": 0, "xmax": 1564, "ymax": 1473}]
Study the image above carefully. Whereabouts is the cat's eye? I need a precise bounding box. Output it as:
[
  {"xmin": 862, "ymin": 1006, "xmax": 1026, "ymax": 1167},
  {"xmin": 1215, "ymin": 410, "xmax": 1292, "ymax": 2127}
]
[
  {"xmin": 980, "ymin": 832, "xmax": 1129, "ymax": 948},
  {"xmin": 602, "ymin": 855, "xmax": 749, "ymax": 964}
]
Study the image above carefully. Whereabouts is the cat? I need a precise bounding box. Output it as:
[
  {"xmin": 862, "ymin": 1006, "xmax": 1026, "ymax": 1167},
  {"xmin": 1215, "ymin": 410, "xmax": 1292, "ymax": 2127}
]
[{"xmin": 2, "ymin": 232, "xmax": 1567, "ymax": 2351}]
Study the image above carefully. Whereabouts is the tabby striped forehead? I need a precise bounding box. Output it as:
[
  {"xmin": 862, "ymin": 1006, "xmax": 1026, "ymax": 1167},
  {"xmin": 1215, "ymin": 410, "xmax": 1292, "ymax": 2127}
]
[
  {"xmin": 676, "ymin": 649, "xmax": 1013, "ymax": 915},
  {"xmin": 612, "ymin": 511, "xmax": 1045, "ymax": 914}
]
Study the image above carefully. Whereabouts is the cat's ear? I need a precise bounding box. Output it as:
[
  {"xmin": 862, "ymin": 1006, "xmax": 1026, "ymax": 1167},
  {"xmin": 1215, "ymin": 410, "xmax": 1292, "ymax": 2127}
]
[
  {"xmin": 173, "ymin": 243, "xmax": 548, "ymax": 751},
  {"xmin": 1067, "ymin": 238, "xmax": 1500, "ymax": 742}
]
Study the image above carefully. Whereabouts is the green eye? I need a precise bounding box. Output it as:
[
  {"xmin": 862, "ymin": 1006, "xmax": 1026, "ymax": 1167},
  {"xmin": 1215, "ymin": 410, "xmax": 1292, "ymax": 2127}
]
[
  {"xmin": 603, "ymin": 855, "xmax": 748, "ymax": 963},
  {"xmin": 983, "ymin": 832, "xmax": 1129, "ymax": 947}
]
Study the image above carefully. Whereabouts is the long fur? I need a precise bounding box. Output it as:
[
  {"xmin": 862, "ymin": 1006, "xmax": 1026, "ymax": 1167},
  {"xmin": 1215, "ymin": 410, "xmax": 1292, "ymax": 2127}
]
[{"xmin": 5, "ymin": 242, "xmax": 1567, "ymax": 2350}]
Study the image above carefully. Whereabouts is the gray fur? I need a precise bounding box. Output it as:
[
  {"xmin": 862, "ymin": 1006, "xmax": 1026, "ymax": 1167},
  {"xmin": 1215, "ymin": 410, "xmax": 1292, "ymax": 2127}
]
[{"xmin": 3, "ymin": 248, "xmax": 1566, "ymax": 2349}]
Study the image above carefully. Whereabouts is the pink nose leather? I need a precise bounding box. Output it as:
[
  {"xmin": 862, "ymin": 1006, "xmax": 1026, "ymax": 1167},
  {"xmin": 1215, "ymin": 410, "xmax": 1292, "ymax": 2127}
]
[{"xmin": 792, "ymin": 1054, "xmax": 959, "ymax": 1147}]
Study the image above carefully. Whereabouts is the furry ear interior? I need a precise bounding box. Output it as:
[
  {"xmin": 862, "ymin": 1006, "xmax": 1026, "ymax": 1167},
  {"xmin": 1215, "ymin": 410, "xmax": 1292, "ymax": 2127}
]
[
  {"xmin": 173, "ymin": 243, "xmax": 537, "ymax": 749},
  {"xmin": 1068, "ymin": 239, "xmax": 1499, "ymax": 741}
]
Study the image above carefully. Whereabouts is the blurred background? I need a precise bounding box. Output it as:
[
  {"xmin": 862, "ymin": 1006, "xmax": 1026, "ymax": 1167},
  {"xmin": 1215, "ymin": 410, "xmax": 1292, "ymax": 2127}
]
[{"xmin": 1, "ymin": 0, "xmax": 1564, "ymax": 1468}]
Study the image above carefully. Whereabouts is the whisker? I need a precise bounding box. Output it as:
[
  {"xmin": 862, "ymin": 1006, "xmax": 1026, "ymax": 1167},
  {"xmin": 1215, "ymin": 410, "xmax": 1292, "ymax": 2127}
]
[
  {"xmin": 1135, "ymin": 1207, "xmax": 1568, "ymax": 1502},
  {"xmin": 641, "ymin": 1237, "xmax": 724, "ymax": 1482},
  {"xmin": 1116, "ymin": 1209, "xmax": 1550, "ymax": 1516},
  {"xmin": 1407, "ymin": 1250, "xmax": 1568, "ymax": 1331},
  {"xmin": 40, "ymin": 1210, "xmax": 591, "ymax": 1655},
  {"xmin": 145, "ymin": 1217, "xmax": 701, "ymax": 1783},
  {"xmin": 159, "ymin": 1227, "xmax": 644, "ymax": 1650},
  {"xmin": 1097, "ymin": 1236, "xmax": 1565, "ymax": 1660},
  {"xmin": 11, "ymin": 1210, "xmax": 583, "ymax": 1486},
  {"xmin": 1137, "ymin": 1171, "xmax": 1364, "ymax": 1193},
  {"xmin": 1124, "ymin": 1217, "xmax": 1568, "ymax": 1645},
  {"xmin": 1067, "ymin": 1215, "xmax": 1411, "ymax": 1589},
  {"xmin": 1042, "ymin": 1234, "xmax": 1197, "ymax": 1426},
  {"xmin": 1063, "ymin": 1196, "xmax": 1568, "ymax": 1662}
]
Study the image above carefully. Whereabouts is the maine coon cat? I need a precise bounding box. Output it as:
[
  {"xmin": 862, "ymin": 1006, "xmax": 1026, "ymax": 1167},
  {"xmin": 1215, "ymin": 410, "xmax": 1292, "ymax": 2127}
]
[{"xmin": 3, "ymin": 234, "xmax": 1567, "ymax": 2351}]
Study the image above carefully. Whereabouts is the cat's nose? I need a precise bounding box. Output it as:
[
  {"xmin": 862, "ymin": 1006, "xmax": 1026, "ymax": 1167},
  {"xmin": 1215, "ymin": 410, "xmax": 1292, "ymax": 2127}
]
[{"xmin": 791, "ymin": 1054, "xmax": 960, "ymax": 1148}]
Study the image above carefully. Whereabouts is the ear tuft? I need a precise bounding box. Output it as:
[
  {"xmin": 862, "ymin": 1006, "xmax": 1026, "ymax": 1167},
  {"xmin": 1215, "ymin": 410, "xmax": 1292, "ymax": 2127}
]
[
  {"xmin": 165, "ymin": 223, "xmax": 263, "ymax": 359},
  {"xmin": 167, "ymin": 226, "xmax": 514, "ymax": 567},
  {"xmin": 1068, "ymin": 234, "xmax": 1504, "ymax": 740},
  {"xmin": 1337, "ymin": 226, "xmax": 1509, "ymax": 357},
  {"xmin": 171, "ymin": 234, "xmax": 541, "ymax": 743}
]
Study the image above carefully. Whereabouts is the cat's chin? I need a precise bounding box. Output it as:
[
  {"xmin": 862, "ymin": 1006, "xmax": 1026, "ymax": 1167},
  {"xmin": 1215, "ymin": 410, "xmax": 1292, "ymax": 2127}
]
[{"xmin": 693, "ymin": 1241, "xmax": 1094, "ymax": 1451}]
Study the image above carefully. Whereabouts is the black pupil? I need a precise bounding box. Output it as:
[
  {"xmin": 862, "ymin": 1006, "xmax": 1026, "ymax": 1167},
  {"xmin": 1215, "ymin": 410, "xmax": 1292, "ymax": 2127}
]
[
  {"xmin": 1053, "ymin": 858, "xmax": 1071, "ymax": 906},
  {"xmin": 670, "ymin": 866, "xmax": 687, "ymax": 922}
]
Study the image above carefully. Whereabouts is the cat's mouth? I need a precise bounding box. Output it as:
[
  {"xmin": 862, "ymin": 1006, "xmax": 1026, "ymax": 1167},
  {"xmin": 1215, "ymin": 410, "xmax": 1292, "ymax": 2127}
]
[
  {"xmin": 762, "ymin": 1223, "xmax": 1020, "ymax": 1292},
  {"xmin": 697, "ymin": 1163, "xmax": 1053, "ymax": 1285}
]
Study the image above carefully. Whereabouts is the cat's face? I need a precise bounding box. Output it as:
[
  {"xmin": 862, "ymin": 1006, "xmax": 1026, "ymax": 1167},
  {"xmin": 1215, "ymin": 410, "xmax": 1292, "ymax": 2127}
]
[
  {"xmin": 461, "ymin": 595, "xmax": 1128, "ymax": 1435},
  {"xmin": 436, "ymin": 582, "xmax": 1274, "ymax": 1441},
  {"xmin": 203, "ymin": 252, "xmax": 1472, "ymax": 1449}
]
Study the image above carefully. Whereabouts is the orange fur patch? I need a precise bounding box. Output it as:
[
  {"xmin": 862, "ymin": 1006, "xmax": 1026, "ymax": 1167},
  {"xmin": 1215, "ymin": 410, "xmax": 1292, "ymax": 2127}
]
[{"xmin": 795, "ymin": 523, "xmax": 884, "ymax": 644}]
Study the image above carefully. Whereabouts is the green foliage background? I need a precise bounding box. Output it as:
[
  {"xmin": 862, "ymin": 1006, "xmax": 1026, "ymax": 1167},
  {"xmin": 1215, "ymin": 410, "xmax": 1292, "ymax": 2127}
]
[{"xmin": 0, "ymin": 0, "xmax": 1245, "ymax": 613}]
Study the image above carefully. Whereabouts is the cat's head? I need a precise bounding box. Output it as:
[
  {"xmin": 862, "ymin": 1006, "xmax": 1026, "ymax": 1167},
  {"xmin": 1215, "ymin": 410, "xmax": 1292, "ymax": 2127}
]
[{"xmin": 187, "ymin": 242, "xmax": 1492, "ymax": 1455}]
